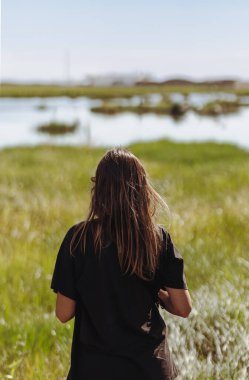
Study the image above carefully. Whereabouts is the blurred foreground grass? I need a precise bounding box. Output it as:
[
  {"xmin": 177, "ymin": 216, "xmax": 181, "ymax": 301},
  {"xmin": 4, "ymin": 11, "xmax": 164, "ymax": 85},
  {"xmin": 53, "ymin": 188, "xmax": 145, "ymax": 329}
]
[{"xmin": 0, "ymin": 140, "xmax": 248, "ymax": 379}]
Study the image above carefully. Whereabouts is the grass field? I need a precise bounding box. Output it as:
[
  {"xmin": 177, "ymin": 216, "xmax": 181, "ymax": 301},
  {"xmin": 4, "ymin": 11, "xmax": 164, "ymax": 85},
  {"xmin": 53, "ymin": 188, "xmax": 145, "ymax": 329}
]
[
  {"xmin": 0, "ymin": 140, "xmax": 248, "ymax": 379},
  {"xmin": 1, "ymin": 83, "xmax": 249, "ymax": 98}
]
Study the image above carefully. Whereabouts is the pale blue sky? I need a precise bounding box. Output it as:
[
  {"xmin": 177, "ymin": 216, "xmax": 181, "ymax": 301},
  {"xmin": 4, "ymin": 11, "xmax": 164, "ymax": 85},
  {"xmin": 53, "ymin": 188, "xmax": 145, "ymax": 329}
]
[{"xmin": 2, "ymin": 0, "xmax": 249, "ymax": 82}]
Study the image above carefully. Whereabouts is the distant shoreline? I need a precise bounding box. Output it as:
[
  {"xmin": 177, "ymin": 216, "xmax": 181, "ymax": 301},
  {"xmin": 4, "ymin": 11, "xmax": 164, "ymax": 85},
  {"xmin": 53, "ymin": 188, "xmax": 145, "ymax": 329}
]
[{"xmin": 1, "ymin": 81, "xmax": 249, "ymax": 98}]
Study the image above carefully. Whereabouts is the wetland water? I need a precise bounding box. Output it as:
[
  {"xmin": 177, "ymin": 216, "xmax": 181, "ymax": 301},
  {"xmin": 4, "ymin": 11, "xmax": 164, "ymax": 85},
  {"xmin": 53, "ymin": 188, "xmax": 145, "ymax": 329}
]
[{"xmin": 0, "ymin": 94, "xmax": 249, "ymax": 149}]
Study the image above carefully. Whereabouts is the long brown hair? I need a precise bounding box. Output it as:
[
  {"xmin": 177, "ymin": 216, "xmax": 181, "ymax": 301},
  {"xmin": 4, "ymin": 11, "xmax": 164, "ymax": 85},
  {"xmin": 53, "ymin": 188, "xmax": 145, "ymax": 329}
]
[{"xmin": 70, "ymin": 148, "xmax": 168, "ymax": 281}]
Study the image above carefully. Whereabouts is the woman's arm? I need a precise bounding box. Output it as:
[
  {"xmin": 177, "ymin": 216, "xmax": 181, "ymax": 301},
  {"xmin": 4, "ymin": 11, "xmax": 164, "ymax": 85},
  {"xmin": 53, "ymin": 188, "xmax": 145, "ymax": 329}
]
[
  {"xmin": 55, "ymin": 292, "xmax": 76, "ymax": 323},
  {"xmin": 158, "ymin": 288, "xmax": 192, "ymax": 318}
]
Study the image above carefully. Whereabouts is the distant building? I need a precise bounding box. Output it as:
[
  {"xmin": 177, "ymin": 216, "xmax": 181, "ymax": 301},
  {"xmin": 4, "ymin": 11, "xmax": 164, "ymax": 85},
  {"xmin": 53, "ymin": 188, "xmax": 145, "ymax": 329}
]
[{"xmin": 83, "ymin": 73, "xmax": 152, "ymax": 86}]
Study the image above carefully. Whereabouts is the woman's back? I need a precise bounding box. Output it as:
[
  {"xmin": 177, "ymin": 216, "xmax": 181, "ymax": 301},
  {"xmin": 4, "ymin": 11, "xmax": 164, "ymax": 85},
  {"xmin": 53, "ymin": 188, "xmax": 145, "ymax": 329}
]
[
  {"xmin": 51, "ymin": 219, "xmax": 187, "ymax": 379},
  {"xmin": 74, "ymin": 220, "xmax": 166, "ymax": 352}
]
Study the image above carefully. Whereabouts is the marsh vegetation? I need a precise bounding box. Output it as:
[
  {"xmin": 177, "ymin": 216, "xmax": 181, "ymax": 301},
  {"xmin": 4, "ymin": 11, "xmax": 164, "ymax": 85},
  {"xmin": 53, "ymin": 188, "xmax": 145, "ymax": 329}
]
[
  {"xmin": 36, "ymin": 121, "xmax": 79, "ymax": 135},
  {"xmin": 90, "ymin": 98, "xmax": 249, "ymax": 118},
  {"xmin": 0, "ymin": 140, "xmax": 248, "ymax": 379},
  {"xmin": 1, "ymin": 83, "xmax": 249, "ymax": 99}
]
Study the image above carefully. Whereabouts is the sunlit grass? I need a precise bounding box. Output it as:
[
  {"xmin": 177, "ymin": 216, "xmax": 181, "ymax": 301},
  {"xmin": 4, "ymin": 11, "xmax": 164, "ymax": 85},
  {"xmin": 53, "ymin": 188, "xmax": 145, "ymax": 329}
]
[
  {"xmin": 0, "ymin": 140, "xmax": 248, "ymax": 379},
  {"xmin": 167, "ymin": 280, "xmax": 249, "ymax": 379}
]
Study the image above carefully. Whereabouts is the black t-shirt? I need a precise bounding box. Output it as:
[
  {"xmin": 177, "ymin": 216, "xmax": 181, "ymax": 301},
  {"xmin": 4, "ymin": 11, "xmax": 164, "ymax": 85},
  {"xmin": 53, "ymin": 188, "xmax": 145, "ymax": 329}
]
[{"xmin": 50, "ymin": 221, "xmax": 188, "ymax": 380}]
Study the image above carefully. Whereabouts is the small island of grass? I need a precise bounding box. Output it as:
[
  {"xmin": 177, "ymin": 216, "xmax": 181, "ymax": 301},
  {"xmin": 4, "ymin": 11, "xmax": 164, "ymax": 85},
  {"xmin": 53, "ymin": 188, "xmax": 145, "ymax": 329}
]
[
  {"xmin": 195, "ymin": 99, "xmax": 245, "ymax": 116},
  {"xmin": 36, "ymin": 121, "xmax": 79, "ymax": 135}
]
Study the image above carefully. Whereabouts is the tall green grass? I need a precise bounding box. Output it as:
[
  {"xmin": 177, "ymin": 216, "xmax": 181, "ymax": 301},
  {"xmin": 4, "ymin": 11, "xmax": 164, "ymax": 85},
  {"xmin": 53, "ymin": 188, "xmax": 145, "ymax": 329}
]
[{"xmin": 0, "ymin": 140, "xmax": 248, "ymax": 379}]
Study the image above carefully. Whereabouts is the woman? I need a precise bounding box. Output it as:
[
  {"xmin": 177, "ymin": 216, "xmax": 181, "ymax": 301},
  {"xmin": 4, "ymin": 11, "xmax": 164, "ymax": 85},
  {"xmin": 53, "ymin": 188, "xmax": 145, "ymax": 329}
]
[{"xmin": 50, "ymin": 147, "xmax": 192, "ymax": 380}]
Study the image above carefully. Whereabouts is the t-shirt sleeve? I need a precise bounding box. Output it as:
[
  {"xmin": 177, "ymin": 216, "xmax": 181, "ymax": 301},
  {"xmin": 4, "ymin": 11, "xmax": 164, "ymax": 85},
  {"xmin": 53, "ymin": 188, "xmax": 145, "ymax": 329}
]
[
  {"xmin": 159, "ymin": 227, "xmax": 188, "ymax": 290},
  {"xmin": 50, "ymin": 226, "xmax": 78, "ymax": 301}
]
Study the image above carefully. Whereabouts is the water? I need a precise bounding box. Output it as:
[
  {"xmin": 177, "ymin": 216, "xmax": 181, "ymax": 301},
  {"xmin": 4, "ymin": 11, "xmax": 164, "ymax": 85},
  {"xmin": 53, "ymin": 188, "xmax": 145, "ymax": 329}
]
[{"xmin": 0, "ymin": 95, "xmax": 249, "ymax": 150}]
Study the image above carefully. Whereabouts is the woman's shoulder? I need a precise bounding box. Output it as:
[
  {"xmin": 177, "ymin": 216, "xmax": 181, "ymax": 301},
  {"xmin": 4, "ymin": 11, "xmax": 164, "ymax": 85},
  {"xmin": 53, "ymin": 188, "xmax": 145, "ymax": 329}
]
[
  {"xmin": 64, "ymin": 221, "xmax": 84, "ymax": 239},
  {"xmin": 156, "ymin": 224, "xmax": 176, "ymax": 256},
  {"xmin": 65, "ymin": 219, "xmax": 100, "ymax": 250},
  {"xmin": 67, "ymin": 219, "xmax": 99, "ymax": 235},
  {"xmin": 156, "ymin": 223, "xmax": 169, "ymax": 239}
]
